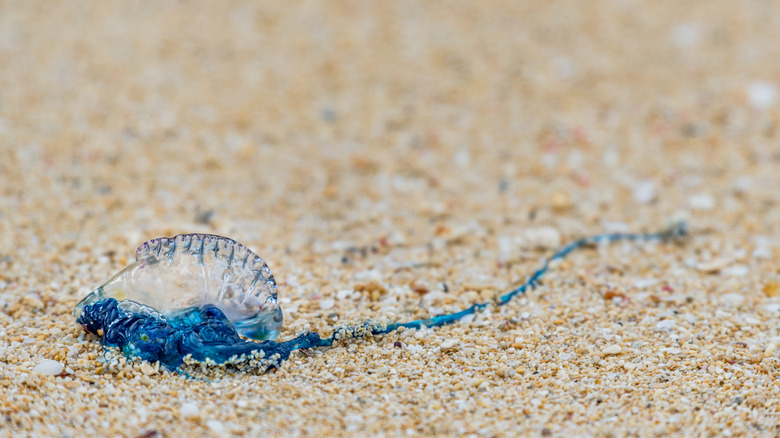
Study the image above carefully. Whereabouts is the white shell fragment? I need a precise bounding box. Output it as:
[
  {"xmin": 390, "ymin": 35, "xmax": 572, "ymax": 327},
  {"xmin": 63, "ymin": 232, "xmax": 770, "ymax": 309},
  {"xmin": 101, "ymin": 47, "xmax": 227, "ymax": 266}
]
[
  {"xmin": 441, "ymin": 338, "xmax": 460, "ymax": 350},
  {"xmin": 696, "ymin": 257, "xmax": 732, "ymax": 273},
  {"xmin": 746, "ymin": 81, "xmax": 778, "ymax": 110},
  {"xmin": 32, "ymin": 359, "xmax": 64, "ymax": 375},
  {"xmin": 180, "ymin": 402, "xmax": 200, "ymax": 419}
]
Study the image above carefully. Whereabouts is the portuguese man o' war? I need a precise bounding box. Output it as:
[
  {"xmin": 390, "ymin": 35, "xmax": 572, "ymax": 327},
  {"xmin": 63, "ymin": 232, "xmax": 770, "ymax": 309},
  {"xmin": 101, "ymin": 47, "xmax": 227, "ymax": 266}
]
[
  {"xmin": 74, "ymin": 234, "xmax": 283, "ymax": 340},
  {"xmin": 74, "ymin": 223, "xmax": 688, "ymax": 374}
]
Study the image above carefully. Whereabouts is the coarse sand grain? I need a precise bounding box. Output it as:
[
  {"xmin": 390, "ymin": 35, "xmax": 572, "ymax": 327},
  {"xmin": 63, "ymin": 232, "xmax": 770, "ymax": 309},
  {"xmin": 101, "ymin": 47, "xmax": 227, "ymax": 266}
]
[{"xmin": 1, "ymin": 1, "xmax": 780, "ymax": 436}]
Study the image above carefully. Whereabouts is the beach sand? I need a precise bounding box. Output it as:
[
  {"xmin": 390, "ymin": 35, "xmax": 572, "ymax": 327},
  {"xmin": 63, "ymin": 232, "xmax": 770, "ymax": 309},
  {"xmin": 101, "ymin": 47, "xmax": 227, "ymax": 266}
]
[{"xmin": 1, "ymin": 1, "xmax": 779, "ymax": 436}]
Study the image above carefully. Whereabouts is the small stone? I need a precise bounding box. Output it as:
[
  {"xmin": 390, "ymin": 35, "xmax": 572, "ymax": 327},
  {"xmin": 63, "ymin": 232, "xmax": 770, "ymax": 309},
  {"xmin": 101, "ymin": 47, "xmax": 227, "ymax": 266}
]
[
  {"xmin": 721, "ymin": 293, "xmax": 744, "ymax": 307},
  {"xmin": 632, "ymin": 181, "xmax": 656, "ymax": 204},
  {"xmin": 746, "ymin": 81, "xmax": 777, "ymax": 110},
  {"xmin": 139, "ymin": 362, "xmax": 157, "ymax": 376},
  {"xmin": 179, "ymin": 402, "xmax": 199, "ymax": 419},
  {"xmin": 319, "ymin": 298, "xmax": 335, "ymax": 310},
  {"xmin": 656, "ymin": 320, "xmax": 676, "ymax": 330},
  {"xmin": 345, "ymin": 414, "xmax": 364, "ymax": 431},
  {"xmin": 441, "ymin": 338, "xmax": 459, "ymax": 350},
  {"xmin": 722, "ymin": 265, "xmax": 749, "ymax": 277},
  {"xmin": 733, "ymin": 176, "xmax": 752, "ymax": 194},
  {"xmin": 602, "ymin": 344, "xmax": 622, "ymax": 355},
  {"xmin": 689, "ymin": 193, "xmax": 715, "ymax": 210},
  {"xmin": 762, "ymin": 283, "xmax": 780, "ymax": 298},
  {"xmin": 550, "ymin": 191, "xmax": 573, "ymax": 211},
  {"xmin": 23, "ymin": 296, "xmax": 44, "ymax": 310},
  {"xmin": 459, "ymin": 313, "xmax": 475, "ymax": 324},
  {"xmin": 696, "ymin": 258, "xmax": 731, "ymax": 273},
  {"xmin": 523, "ymin": 227, "xmax": 561, "ymax": 249},
  {"xmin": 672, "ymin": 23, "xmax": 699, "ymax": 48},
  {"xmin": 206, "ymin": 420, "xmax": 225, "ymax": 435},
  {"xmin": 406, "ymin": 344, "xmax": 423, "ymax": 354},
  {"xmin": 633, "ymin": 279, "xmax": 659, "ymax": 289},
  {"xmin": 32, "ymin": 359, "xmax": 63, "ymax": 376},
  {"xmin": 753, "ymin": 246, "xmax": 772, "ymax": 259}
]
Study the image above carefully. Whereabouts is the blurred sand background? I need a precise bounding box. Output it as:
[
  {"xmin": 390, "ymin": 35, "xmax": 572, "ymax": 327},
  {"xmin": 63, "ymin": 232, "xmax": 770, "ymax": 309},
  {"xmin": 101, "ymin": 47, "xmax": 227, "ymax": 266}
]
[{"xmin": 1, "ymin": 0, "xmax": 780, "ymax": 436}]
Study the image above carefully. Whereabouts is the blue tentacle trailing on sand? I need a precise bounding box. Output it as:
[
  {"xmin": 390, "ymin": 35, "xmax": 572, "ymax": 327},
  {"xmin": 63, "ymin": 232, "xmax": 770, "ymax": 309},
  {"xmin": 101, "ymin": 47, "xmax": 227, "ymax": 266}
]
[{"xmin": 74, "ymin": 223, "xmax": 687, "ymax": 374}]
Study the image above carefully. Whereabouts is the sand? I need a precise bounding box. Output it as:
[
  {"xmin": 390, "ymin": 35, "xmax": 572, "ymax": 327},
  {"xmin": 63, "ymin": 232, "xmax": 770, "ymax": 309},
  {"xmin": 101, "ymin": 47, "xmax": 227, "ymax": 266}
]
[{"xmin": 1, "ymin": 1, "xmax": 779, "ymax": 436}]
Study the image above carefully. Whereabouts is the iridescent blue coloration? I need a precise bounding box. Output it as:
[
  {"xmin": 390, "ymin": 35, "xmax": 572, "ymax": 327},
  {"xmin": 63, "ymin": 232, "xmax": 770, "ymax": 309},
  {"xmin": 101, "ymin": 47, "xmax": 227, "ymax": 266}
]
[
  {"xmin": 74, "ymin": 222, "xmax": 687, "ymax": 373},
  {"xmin": 76, "ymin": 298, "xmax": 318, "ymax": 370}
]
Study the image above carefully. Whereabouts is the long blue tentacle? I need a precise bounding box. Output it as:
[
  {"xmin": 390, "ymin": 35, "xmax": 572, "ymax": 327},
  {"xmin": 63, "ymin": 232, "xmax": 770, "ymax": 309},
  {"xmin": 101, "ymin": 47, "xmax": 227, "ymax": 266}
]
[{"xmin": 292, "ymin": 221, "xmax": 688, "ymax": 350}]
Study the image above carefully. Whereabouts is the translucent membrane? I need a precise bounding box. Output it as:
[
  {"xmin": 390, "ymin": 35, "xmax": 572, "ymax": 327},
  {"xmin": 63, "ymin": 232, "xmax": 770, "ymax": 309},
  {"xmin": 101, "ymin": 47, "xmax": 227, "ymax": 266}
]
[
  {"xmin": 73, "ymin": 234, "xmax": 283, "ymax": 341},
  {"xmin": 74, "ymin": 222, "xmax": 686, "ymax": 373}
]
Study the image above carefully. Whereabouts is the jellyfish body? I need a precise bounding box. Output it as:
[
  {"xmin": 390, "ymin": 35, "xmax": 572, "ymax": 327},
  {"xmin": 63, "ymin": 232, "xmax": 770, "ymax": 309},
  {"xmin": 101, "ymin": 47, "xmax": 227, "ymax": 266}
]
[{"xmin": 73, "ymin": 233, "xmax": 283, "ymax": 341}]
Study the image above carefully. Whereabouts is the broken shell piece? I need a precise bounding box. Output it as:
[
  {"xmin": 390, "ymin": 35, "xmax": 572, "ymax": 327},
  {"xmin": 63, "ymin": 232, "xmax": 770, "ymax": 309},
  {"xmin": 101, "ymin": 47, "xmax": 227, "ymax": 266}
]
[
  {"xmin": 32, "ymin": 359, "xmax": 64, "ymax": 375},
  {"xmin": 696, "ymin": 257, "xmax": 732, "ymax": 273}
]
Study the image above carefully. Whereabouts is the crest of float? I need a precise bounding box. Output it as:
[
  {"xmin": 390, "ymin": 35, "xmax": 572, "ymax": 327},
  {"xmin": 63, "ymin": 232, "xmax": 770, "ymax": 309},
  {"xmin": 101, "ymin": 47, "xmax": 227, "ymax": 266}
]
[{"xmin": 73, "ymin": 234, "xmax": 284, "ymax": 340}]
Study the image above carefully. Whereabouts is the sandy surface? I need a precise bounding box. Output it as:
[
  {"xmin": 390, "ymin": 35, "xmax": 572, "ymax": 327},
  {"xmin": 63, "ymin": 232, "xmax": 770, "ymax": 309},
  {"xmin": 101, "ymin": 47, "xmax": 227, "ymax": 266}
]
[{"xmin": 2, "ymin": 1, "xmax": 780, "ymax": 436}]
